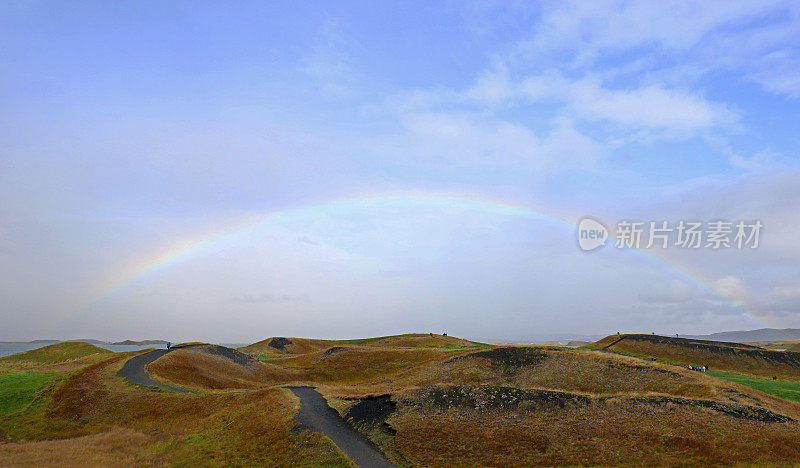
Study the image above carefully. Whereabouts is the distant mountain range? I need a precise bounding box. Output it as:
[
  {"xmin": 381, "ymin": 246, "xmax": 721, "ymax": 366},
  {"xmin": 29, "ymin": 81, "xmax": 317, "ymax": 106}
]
[
  {"xmin": 681, "ymin": 328, "xmax": 800, "ymax": 343},
  {"xmin": 486, "ymin": 329, "xmax": 800, "ymax": 346},
  {"xmin": 108, "ymin": 340, "xmax": 169, "ymax": 345},
  {"xmin": 481, "ymin": 334, "xmax": 605, "ymax": 345}
]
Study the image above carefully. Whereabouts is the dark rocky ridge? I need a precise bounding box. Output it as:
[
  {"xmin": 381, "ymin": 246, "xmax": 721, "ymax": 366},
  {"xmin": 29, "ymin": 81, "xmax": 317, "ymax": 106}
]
[
  {"xmin": 268, "ymin": 337, "xmax": 293, "ymax": 351},
  {"xmin": 401, "ymin": 385, "xmax": 794, "ymax": 423}
]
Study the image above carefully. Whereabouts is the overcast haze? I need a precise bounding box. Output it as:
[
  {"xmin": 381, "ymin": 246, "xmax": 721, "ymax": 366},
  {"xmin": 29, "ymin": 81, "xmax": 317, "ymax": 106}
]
[{"xmin": 2, "ymin": 1, "xmax": 800, "ymax": 343}]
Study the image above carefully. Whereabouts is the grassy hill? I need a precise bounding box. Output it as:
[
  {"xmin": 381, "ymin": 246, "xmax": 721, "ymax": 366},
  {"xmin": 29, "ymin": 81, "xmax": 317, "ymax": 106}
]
[
  {"xmin": 240, "ymin": 337, "xmax": 342, "ymax": 356},
  {"xmin": 340, "ymin": 333, "xmax": 482, "ymax": 349},
  {"xmin": 4, "ymin": 334, "xmax": 800, "ymax": 465},
  {"xmin": 787, "ymin": 343, "xmax": 800, "ymax": 352},
  {"xmin": 318, "ymin": 342, "xmax": 800, "ymax": 465},
  {"xmin": 0, "ymin": 343, "xmax": 113, "ymax": 372},
  {"xmin": 0, "ymin": 353, "xmax": 351, "ymax": 466},
  {"xmin": 383, "ymin": 383, "xmax": 800, "ymax": 466},
  {"xmin": 148, "ymin": 344, "xmax": 300, "ymax": 390},
  {"xmin": 116, "ymin": 336, "xmax": 477, "ymax": 394},
  {"xmin": 1, "ymin": 342, "xmax": 112, "ymax": 365},
  {"xmin": 586, "ymin": 334, "xmax": 800, "ymax": 379},
  {"xmin": 241, "ymin": 333, "xmax": 485, "ymax": 357},
  {"xmin": 566, "ymin": 340, "xmax": 590, "ymax": 346}
]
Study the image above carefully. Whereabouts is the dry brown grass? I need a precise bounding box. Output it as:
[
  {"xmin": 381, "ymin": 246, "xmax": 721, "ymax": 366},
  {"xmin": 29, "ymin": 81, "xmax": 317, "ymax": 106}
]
[
  {"xmin": 270, "ymin": 343, "xmax": 795, "ymax": 407},
  {"xmin": 308, "ymin": 347, "xmax": 461, "ymax": 385},
  {"xmin": 350, "ymin": 334, "xmax": 478, "ymax": 349},
  {"xmin": 0, "ymin": 342, "xmax": 114, "ymax": 373},
  {"xmin": 402, "ymin": 347, "xmax": 713, "ymax": 398},
  {"xmin": 1, "ymin": 352, "xmax": 353, "ymax": 466},
  {"xmin": 236, "ymin": 345, "xmax": 476, "ymax": 395},
  {"xmin": 0, "ymin": 427, "xmax": 165, "ymax": 467},
  {"xmin": 316, "ymin": 345, "xmax": 800, "ymax": 410},
  {"xmin": 312, "ymin": 344, "xmax": 800, "ymax": 465},
  {"xmin": 385, "ymin": 395, "xmax": 800, "ymax": 466},
  {"xmin": 6, "ymin": 335, "xmax": 800, "ymax": 466},
  {"xmin": 241, "ymin": 337, "xmax": 342, "ymax": 356},
  {"xmin": 595, "ymin": 334, "xmax": 800, "ymax": 380},
  {"xmin": 147, "ymin": 346, "xmax": 301, "ymax": 390},
  {"xmin": 241, "ymin": 333, "xmax": 482, "ymax": 357}
]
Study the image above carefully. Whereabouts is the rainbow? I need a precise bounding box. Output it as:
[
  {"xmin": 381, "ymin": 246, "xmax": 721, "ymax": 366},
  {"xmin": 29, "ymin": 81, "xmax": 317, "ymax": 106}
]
[{"xmin": 77, "ymin": 190, "xmax": 772, "ymax": 328}]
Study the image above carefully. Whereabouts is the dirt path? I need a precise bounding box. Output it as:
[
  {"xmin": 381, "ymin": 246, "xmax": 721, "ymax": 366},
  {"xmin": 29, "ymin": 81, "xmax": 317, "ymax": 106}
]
[
  {"xmin": 287, "ymin": 386, "xmax": 396, "ymax": 468},
  {"xmin": 601, "ymin": 336, "xmax": 625, "ymax": 351},
  {"xmin": 118, "ymin": 349, "xmax": 196, "ymax": 394}
]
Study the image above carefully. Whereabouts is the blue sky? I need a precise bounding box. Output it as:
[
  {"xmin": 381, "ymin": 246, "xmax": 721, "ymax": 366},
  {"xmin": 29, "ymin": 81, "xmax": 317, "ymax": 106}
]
[{"xmin": 1, "ymin": 1, "xmax": 799, "ymax": 342}]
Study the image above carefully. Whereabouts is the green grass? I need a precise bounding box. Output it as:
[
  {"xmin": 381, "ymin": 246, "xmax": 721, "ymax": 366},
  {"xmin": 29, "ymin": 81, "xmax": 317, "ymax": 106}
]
[
  {"xmin": 0, "ymin": 342, "xmax": 111, "ymax": 364},
  {"xmin": 0, "ymin": 372, "xmax": 67, "ymax": 417},
  {"xmin": 708, "ymin": 371, "xmax": 800, "ymax": 404},
  {"xmin": 466, "ymin": 340, "xmax": 493, "ymax": 348}
]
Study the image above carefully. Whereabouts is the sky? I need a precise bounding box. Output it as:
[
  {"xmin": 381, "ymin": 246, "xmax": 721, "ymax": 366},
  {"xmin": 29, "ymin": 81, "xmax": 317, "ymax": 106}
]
[{"xmin": 1, "ymin": 1, "xmax": 799, "ymax": 342}]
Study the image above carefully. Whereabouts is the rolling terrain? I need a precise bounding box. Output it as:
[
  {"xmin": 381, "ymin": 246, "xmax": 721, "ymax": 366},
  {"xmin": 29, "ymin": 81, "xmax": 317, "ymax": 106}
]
[
  {"xmin": 683, "ymin": 328, "xmax": 800, "ymax": 342},
  {"xmin": 240, "ymin": 333, "xmax": 479, "ymax": 357},
  {"xmin": 0, "ymin": 342, "xmax": 112, "ymax": 372},
  {"xmin": 147, "ymin": 344, "xmax": 301, "ymax": 390},
  {"xmin": 1, "ymin": 334, "xmax": 800, "ymax": 465},
  {"xmin": 587, "ymin": 333, "xmax": 800, "ymax": 379}
]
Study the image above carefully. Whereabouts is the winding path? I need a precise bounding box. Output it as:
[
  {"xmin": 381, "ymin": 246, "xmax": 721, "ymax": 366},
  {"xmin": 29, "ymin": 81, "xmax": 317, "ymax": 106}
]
[
  {"xmin": 118, "ymin": 348, "xmax": 196, "ymax": 394},
  {"xmin": 287, "ymin": 386, "xmax": 396, "ymax": 468},
  {"xmin": 119, "ymin": 350, "xmax": 393, "ymax": 466}
]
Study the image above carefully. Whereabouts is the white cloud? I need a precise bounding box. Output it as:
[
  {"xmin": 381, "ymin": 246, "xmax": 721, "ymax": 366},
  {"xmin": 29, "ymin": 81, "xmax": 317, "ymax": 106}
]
[
  {"xmin": 745, "ymin": 50, "xmax": 800, "ymax": 99},
  {"xmin": 729, "ymin": 149, "xmax": 785, "ymax": 172},
  {"xmin": 713, "ymin": 276, "xmax": 749, "ymax": 301},
  {"xmin": 300, "ymin": 18, "xmax": 356, "ymax": 98},
  {"xmin": 566, "ymin": 78, "xmax": 735, "ymax": 131},
  {"xmin": 401, "ymin": 68, "xmax": 735, "ymax": 140},
  {"xmin": 543, "ymin": 75, "xmax": 734, "ymax": 134},
  {"xmin": 397, "ymin": 111, "xmax": 602, "ymax": 171},
  {"xmin": 464, "ymin": 65, "xmax": 516, "ymax": 105},
  {"xmin": 520, "ymin": 0, "xmax": 793, "ymax": 63},
  {"xmin": 518, "ymin": 0, "xmax": 800, "ymax": 100}
]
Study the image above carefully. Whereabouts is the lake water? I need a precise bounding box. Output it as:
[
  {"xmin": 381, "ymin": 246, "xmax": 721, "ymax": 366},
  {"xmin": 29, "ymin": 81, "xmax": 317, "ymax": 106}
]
[
  {"xmin": 0, "ymin": 341, "xmax": 247, "ymax": 359},
  {"xmin": 217, "ymin": 343, "xmax": 247, "ymax": 349}
]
